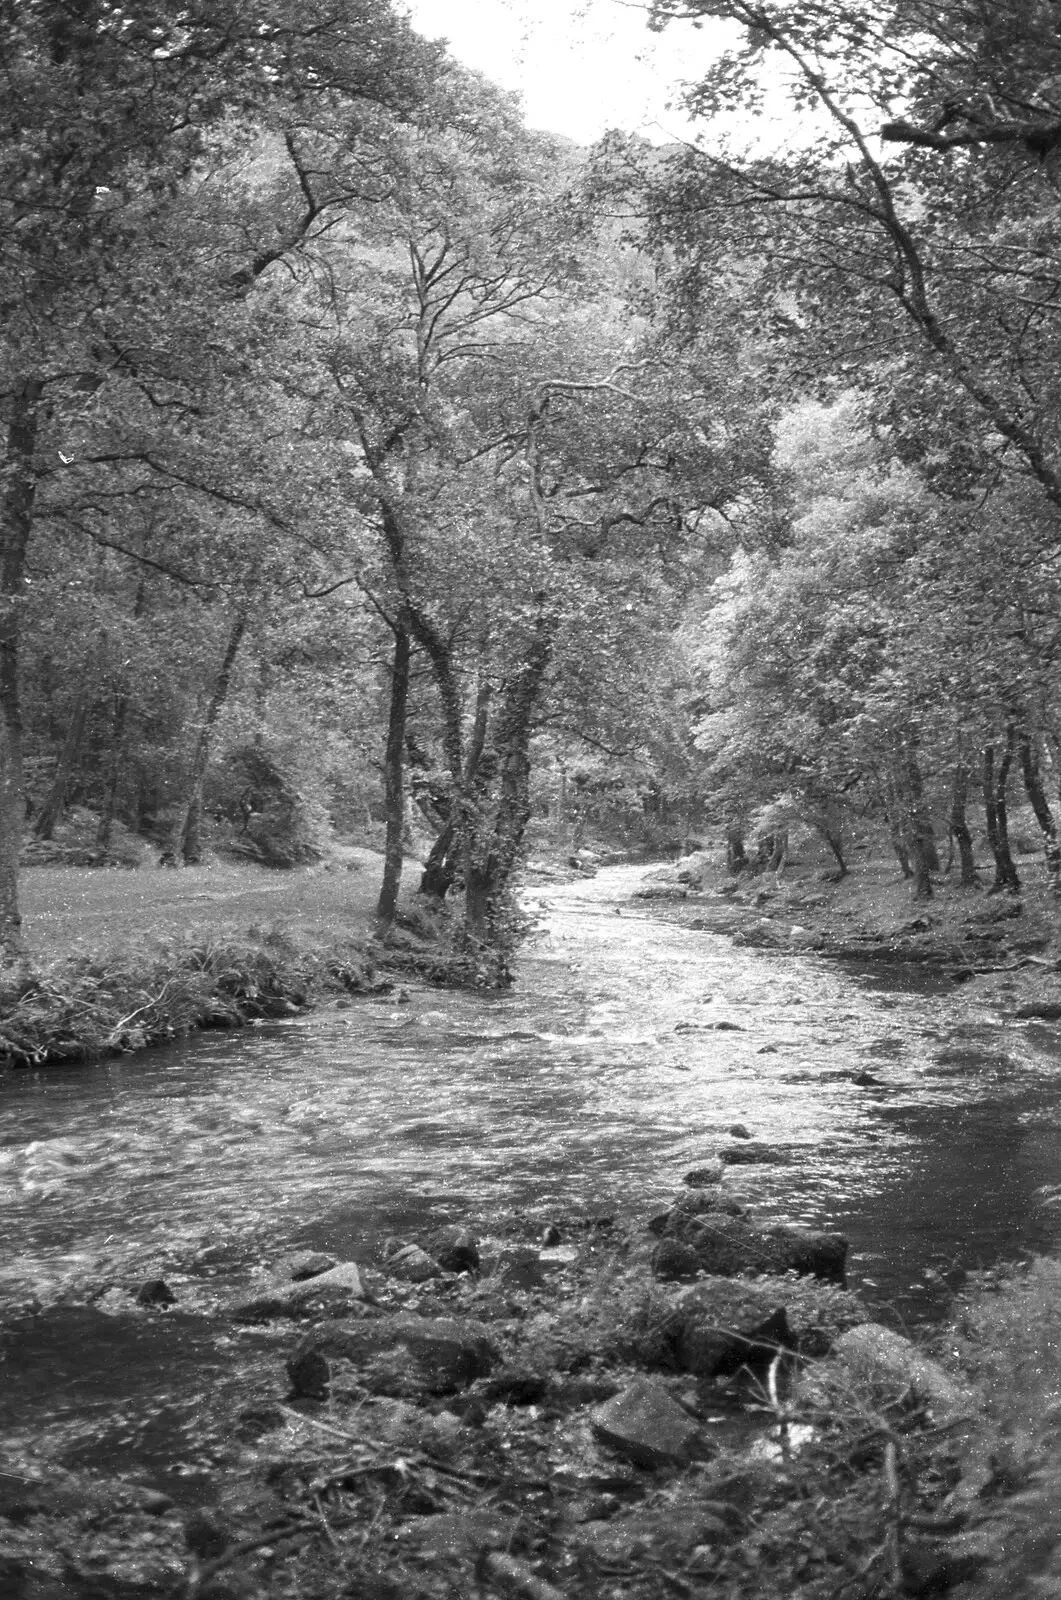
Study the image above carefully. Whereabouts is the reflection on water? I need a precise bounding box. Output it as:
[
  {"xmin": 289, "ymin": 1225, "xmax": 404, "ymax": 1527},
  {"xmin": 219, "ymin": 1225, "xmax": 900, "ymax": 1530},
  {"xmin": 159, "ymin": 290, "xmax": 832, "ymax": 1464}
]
[{"xmin": 4, "ymin": 865, "xmax": 1061, "ymax": 1326}]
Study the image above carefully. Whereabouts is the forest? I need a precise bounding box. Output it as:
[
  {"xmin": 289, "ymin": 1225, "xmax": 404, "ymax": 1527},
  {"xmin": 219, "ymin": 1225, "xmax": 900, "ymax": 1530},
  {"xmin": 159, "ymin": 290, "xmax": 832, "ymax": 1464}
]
[{"xmin": 4, "ymin": 0, "xmax": 1061, "ymax": 979}]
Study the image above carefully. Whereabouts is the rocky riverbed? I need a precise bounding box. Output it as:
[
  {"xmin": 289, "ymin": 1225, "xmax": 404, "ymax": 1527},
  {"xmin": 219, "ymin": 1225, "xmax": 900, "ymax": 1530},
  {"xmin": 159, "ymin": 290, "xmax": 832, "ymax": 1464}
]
[{"xmin": 3, "ymin": 1141, "xmax": 1057, "ymax": 1600}]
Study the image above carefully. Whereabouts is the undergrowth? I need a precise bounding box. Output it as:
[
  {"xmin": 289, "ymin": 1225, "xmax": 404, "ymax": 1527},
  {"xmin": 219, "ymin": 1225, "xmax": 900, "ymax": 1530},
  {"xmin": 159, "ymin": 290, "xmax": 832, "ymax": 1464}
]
[{"xmin": 0, "ymin": 925, "xmax": 385, "ymax": 1069}]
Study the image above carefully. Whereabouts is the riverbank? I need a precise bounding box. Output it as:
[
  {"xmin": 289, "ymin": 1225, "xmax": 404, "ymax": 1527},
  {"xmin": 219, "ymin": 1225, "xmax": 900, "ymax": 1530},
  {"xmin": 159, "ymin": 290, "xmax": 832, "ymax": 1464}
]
[
  {"xmin": 2, "ymin": 1152, "xmax": 1059, "ymax": 1600},
  {"xmin": 0, "ymin": 851, "xmax": 492, "ymax": 1069},
  {"xmin": 633, "ymin": 852, "xmax": 1061, "ymax": 1021}
]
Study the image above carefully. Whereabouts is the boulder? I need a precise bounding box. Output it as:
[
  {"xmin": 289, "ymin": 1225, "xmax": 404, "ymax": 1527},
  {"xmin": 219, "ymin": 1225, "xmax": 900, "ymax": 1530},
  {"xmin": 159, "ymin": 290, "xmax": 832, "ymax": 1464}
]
[
  {"xmin": 480, "ymin": 1244, "xmax": 547, "ymax": 1289},
  {"xmin": 480, "ymin": 1368, "xmax": 550, "ymax": 1406},
  {"xmin": 297, "ymin": 1314, "xmax": 499, "ymax": 1394},
  {"xmin": 651, "ymin": 1240, "xmax": 702, "ymax": 1281},
  {"xmin": 279, "ymin": 1250, "xmax": 336, "ymax": 1282},
  {"xmin": 135, "ymin": 1278, "xmax": 176, "ymax": 1307},
  {"xmin": 664, "ymin": 1280, "xmax": 793, "ymax": 1378},
  {"xmin": 718, "ymin": 1142, "xmax": 791, "ymax": 1166},
  {"xmin": 430, "ymin": 1227, "xmax": 481, "ymax": 1275},
  {"xmin": 682, "ymin": 1162, "xmax": 724, "ymax": 1188},
  {"xmin": 662, "ymin": 1213, "xmax": 848, "ymax": 1283},
  {"xmin": 591, "ymin": 1378, "xmax": 701, "ymax": 1468},
  {"xmin": 670, "ymin": 1189, "xmax": 746, "ymax": 1220},
  {"xmin": 827, "ymin": 1324, "xmax": 973, "ymax": 1424},
  {"xmin": 286, "ymin": 1346, "xmax": 330, "ymax": 1400},
  {"xmin": 387, "ymin": 1244, "xmax": 444, "ymax": 1283},
  {"xmin": 230, "ymin": 1260, "xmax": 371, "ymax": 1323}
]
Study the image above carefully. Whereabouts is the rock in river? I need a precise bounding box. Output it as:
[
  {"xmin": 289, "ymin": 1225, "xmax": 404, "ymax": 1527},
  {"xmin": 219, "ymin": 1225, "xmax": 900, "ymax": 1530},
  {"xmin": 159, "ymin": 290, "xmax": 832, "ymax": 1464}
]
[
  {"xmin": 591, "ymin": 1377, "xmax": 702, "ymax": 1468},
  {"xmin": 230, "ymin": 1260, "xmax": 371, "ymax": 1323},
  {"xmin": 665, "ymin": 1279, "xmax": 794, "ymax": 1377},
  {"xmin": 294, "ymin": 1314, "xmax": 499, "ymax": 1395},
  {"xmin": 660, "ymin": 1212, "xmax": 848, "ymax": 1283}
]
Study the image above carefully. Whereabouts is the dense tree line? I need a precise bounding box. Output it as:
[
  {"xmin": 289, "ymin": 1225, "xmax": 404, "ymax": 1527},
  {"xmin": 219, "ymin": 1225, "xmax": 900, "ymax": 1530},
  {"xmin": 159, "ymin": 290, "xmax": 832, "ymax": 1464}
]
[
  {"xmin": 1, "ymin": 0, "xmax": 759, "ymax": 978},
  {"xmin": 6, "ymin": 0, "xmax": 1061, "ymax": 980},
  {"xmin": 628, "ymin": 0, "xmax": 1061, "ymax": 899}
]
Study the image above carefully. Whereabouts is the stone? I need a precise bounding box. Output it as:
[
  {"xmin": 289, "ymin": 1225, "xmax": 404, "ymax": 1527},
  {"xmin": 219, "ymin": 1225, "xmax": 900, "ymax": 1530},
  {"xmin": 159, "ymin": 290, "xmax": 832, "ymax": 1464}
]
[
  {"xmin": 388, "ymin": 1244, "xmax": 444, "ymax": 1282},
  {"xmin": 769, "ymin": 1225, "xmax": 849, "ymax": 1283},
  {"xmin": 298, "ymin": 1314, "xmax": 499, "ymax": 1394},
  {"xmin": 430, "ymin": 1227, "xmax": 480, "ymax": 1274},
  {"xmin": 184, "ymin": 1510, "xmax": 228, "ymax": 1560},
  {"xmin": 682, "ymin": 1162, "xmax": 724, "ymax": 1187},
  {"xmin": 663, "ymin": 1280, "xmax": 793, "ymax": 1378},
  {"xmin": 728, "ymin": 1123, "xmax": 752, "ymax": 1139},
  {"xmin": 541, "ymin": 1223, "xmax": 563, "ymax": 1247},
  {"xmin": 670, "ymin": 1189, "xmax": 746, "ymax": 1220},
  {"xmin": 287, "ymin": 1347, "xmax": 330, "ymax": 1400},
  {"xmin": 651, "ymin": 1240, "xmax": 702, "ymax": 1281},
  {"xmin": 230, "ymin": 1260, "xmax": 371, "ymax": 1322},
  {"xmin": 829, "ymin": 1324, "xmax": 973, "ymax": 1424},
  {"xmin": 591, "ymin": 1378, "xmax": 701, "ymax": 1468},
  {"xmin": 135, "ymin": 1278, "xmax": 176, "ymax": 1307},
  {"xmin": 279, "ymin": 1250, "xmax": 336, "ymax": 1282},
  {"xmin": 663, "ymin": 1214, "xmax": 848, "ymax": 1283},
  {"xmin": 718, "ymin": 1141, "xmax": 790, "ymax": 1165},
  {"xmin": 480, "ymin": 1244, "xmax": 547, "ymax": 1289},
  {"xmin": 480, "ymin": 1368, "xmax": 550, "ymax": 1406}
]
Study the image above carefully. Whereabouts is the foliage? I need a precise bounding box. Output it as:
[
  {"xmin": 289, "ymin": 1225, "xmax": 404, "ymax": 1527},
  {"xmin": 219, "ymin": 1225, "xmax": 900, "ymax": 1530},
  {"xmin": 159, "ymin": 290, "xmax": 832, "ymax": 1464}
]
[{"xmin": 0, "ymin": 925, "xmax": 381, "ymax": 1069}]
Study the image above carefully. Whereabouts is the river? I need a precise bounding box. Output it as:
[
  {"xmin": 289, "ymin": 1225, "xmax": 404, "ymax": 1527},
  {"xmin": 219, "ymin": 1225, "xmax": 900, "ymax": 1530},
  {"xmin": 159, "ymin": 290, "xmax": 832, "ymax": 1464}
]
[{"xmin": 4, "ymin": 863, "xmax": 1061, "ymax": 1478}]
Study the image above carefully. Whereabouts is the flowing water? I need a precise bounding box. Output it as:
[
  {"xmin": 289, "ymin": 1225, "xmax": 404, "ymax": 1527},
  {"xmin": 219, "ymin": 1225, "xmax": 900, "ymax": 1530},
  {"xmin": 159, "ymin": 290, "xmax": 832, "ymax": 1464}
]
[{"xmin": 4, "ymin": 863, "xmax": 1061, "ymax": 1480}]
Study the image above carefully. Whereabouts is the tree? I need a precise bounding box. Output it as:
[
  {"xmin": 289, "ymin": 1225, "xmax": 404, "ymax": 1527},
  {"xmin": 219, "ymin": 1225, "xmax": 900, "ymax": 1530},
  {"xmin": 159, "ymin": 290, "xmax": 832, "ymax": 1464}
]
[{"xmin": 0, "ymin": 0, "xmax": 438, "ymax": 954}]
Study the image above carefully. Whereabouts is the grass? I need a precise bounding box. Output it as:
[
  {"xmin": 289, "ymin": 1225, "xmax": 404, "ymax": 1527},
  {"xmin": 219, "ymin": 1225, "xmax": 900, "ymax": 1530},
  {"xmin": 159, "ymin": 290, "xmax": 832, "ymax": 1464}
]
[
  {"xmin": 18, "ymin": 849, "xmax": 390, "ymax": 962},
  {"xmin": 0, "ymin": 850, "xmax": 407, "ymax": 1069}
]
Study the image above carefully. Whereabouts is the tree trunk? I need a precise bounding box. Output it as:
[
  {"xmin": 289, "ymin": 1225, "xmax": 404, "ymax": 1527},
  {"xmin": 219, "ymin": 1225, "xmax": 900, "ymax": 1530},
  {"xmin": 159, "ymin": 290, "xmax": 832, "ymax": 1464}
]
[
  {"xmin": 96, "ymin": 578, "xmax": 145, "ymax": 856},
  {"xmin": 949, "ymin": 762, "xmax": 979, "ymax": 887},
  {"xmin": 95, "ymin": 690, "xmax": 130, "ymax": 856},
  {"xmin": 1018, "ymin": 730, "xmax": 1061, "ymax": 894},
  {"xmin": 905, "ymin": 754, "xmax": 940, "ymax": 873},
  {"xmin": 460, "ymin": 612, "xmax": 554, "ymax": 962},
  {"xmin": 908, "ymin": 834, "xmax": 934, "ymax": 899},
  {"xmin": 818, "ymin": 827, "xmax": 847, "ymax": 877},
  {"xmin": 983, "ymin": 738, "xmax": 1021, "ymax": 892},
  {"xmin": 161, "ymin": 613, "xmax": 246, "ymax": 867},
  {"xmin": 725, "ymin": 824, "xmax": 747, "ymax": 875},
  {"xmin": 376, "ymin": 619, "xmax": 411, "ymax": 924},
  {"xmin": 33, "ymin": 681, "xmax": 91, "ymax": 840},
  {"xmin": 419, "ymin": 819, "xmax": 458, "ymax": 901},
  {"xmin": 0, "ymin": 376, "xmax": 43, "ymax": 960}
]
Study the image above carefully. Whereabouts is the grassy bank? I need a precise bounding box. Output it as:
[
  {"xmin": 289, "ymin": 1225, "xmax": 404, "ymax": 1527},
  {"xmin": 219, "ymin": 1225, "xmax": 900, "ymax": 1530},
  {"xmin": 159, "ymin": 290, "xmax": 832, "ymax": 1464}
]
[{"xmin": 1, "ymin": 852, "xmax": 398, "ymax": 1070}]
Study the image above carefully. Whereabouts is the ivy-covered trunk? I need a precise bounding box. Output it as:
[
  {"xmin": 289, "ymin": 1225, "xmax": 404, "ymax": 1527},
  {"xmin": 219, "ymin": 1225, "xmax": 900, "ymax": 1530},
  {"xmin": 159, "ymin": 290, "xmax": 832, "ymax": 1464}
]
[
  {"xmin": 725, "ymin": 824, "xmax": 748, "ymax": 875},
  {"xmin": 376, "ymin": 618, "xmax": 411, "ymax": 924},
  {"xmin": 459, "ymin": 615, "xmax": 555, "ymax": 978},
  {"xmin": 983, "ymin": 735, "xmax": 1021, "ymax": 893},
  {"xmin": 0, "ymin": 376, "xmax": 43, "ymax": 962}
]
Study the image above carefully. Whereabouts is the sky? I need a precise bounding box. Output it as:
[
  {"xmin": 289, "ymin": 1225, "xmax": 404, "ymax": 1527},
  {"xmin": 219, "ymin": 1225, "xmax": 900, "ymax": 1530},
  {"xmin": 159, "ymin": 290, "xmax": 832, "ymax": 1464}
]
[{"xmin": 402, "ymin": 0, "xmax": 742, "ymax": 146}]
